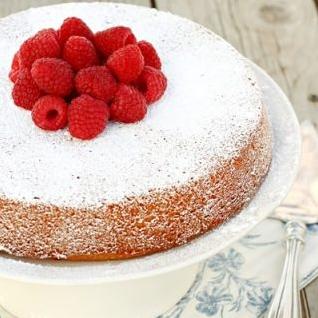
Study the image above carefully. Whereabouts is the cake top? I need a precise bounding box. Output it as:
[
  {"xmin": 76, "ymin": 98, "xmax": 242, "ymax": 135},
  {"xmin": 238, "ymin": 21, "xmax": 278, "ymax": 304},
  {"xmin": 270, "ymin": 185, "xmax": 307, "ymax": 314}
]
[{"xmin": 0, "ymin": 2, "xmax": 263, "ymax": 208}]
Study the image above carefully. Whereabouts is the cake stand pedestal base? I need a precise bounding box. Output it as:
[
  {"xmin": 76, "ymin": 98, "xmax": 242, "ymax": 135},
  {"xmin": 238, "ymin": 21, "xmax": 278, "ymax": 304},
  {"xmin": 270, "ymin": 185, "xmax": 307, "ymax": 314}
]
[{"xmin": 0, "ymin": 263, "xmax": 199, "ymax": 318}]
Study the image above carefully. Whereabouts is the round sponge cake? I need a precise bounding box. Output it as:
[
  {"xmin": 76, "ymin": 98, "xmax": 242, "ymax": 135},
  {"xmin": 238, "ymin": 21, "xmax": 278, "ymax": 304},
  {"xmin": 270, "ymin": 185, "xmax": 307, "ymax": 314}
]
[{"xmin": 0, "ymin": 3, "xmax": 271, "ymax": 260}]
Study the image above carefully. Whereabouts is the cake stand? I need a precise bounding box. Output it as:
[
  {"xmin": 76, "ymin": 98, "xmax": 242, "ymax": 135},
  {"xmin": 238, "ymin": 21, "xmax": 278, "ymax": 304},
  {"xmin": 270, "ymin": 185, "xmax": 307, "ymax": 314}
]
[{"xmin": 0, "ymin": 61, "xmax": 300, "ymax": 318}]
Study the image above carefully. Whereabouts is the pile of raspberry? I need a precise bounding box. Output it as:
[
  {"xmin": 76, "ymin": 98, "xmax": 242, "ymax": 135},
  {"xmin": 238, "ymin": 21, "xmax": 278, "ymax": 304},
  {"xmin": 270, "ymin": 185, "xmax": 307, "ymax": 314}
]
[{"xmin": 9, "ymin": 17, "xmax": 167, "ymax": 140}]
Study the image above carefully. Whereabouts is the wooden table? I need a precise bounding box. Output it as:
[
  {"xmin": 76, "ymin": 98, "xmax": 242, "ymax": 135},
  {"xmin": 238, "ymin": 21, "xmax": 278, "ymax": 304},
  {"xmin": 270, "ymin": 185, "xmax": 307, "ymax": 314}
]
[{"xmin": 0, "ymin": 0, "xmax": 317, "ymax": 317}]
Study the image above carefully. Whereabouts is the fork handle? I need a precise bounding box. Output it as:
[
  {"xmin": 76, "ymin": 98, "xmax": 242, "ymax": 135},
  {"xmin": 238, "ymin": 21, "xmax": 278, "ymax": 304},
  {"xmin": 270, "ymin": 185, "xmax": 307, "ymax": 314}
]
[{"xmin": 267, "ymin": 220, "xmax": 306, "ymax": 318}]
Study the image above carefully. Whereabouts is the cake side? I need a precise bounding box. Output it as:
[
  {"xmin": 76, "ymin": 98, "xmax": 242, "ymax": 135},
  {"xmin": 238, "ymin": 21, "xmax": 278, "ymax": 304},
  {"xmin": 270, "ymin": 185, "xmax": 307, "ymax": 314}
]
[{"xmin": 0, "ymin": 108, "xmax": 271, "ymax": 260}]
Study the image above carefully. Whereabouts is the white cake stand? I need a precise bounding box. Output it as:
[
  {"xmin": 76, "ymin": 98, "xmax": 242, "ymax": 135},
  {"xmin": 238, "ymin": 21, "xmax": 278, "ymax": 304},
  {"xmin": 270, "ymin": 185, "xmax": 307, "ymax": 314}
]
[{"xmin": 0, "ymin": 63, "xmax": 300, "ymax": 318}]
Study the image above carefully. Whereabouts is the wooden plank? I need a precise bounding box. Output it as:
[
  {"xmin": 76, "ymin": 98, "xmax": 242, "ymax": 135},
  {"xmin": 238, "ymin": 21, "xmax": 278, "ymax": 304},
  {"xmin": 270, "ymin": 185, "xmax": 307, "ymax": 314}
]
[
  {"xmin": 300, "ymin": 289, "xmax": 311, "ymax": 318},
  {"xmin": 155, "ymin": 0, "xmax": 318, "ymax": 128},
  {"xmin": 0, "ymin": 0, "xmax": 150, "ymax": 17},
  {"xmin": 305, "ymin": 279, "xmax": 318, "ymax": 317}
]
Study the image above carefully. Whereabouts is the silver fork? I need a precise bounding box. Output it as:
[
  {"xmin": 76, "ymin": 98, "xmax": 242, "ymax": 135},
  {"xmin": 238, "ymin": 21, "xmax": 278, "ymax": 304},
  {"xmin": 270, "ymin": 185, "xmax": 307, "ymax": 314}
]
[
  {"xmin": 267, "ymin": 206, "xmax": 317, "ymax": 318},
  {"xmin": 268, "ymin": 122, "xmax": 318, "ymax": 318}
]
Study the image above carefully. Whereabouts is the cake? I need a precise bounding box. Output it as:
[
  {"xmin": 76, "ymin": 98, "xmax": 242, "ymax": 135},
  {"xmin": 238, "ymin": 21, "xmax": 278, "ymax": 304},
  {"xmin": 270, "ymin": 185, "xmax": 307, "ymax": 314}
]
[{"xmin": 0, "ymin": 3, "xmax": 272, "ymax": 260}]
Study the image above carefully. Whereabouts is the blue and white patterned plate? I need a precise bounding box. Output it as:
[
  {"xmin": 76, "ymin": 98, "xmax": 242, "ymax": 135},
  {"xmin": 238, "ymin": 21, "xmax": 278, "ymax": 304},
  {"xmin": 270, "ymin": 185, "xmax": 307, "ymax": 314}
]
[{"xmin": 157, "ymin": 218, "xmax": 318, "ymax": 318}]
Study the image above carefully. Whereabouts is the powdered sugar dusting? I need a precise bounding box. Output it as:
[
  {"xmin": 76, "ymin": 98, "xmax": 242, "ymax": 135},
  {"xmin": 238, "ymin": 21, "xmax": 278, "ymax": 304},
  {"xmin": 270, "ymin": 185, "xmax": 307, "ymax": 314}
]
[{"xmin": 0, "ymin": 3, "xmax": 262, "ymax": 207}]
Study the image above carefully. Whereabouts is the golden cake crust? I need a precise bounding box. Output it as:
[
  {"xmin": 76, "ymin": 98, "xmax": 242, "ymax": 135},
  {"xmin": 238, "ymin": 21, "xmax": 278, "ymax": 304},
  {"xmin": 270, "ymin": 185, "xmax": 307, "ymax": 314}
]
[{"xmin": 0, "ymin": 110, "xmax": 271, "ymax": 260}]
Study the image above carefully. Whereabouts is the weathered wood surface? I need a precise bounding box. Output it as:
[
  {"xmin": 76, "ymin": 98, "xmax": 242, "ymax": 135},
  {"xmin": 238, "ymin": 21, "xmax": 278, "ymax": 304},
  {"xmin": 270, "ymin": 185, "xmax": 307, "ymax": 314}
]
[
  {"xmin": 0, "ymin": 0, "xmax": 150, "ymax": 17},
  {"xmin": 156, "ymin": 0, "xmax": 318, "ymax": 129},
  {"xmin": 305, "ymin": 280, "xmax": 318, "ymax": 317}
]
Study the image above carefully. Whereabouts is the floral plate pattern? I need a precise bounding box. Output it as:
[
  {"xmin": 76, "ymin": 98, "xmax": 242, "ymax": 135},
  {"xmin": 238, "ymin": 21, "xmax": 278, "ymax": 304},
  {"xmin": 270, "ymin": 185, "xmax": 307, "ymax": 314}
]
[{"xmin": 157, "ymin": 219, "xmax": 318, "ymax": 318}]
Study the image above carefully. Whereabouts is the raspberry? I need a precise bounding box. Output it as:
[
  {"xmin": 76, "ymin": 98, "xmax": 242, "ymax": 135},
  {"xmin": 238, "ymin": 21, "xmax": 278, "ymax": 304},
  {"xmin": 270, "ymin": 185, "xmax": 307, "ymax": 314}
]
[
  {"xmin": 69, "ymin": 94, "xmax": 109, "ymax": 140},
  {"xmin": 138, "ymin": 41, "xmax": 161, "ymax": 69},
  {"xmin": 58, "ymin": 17, "xmax": 94, "ymax": 46},
  {"xmin": 32, "ymin": 95, "xmax": 68, "ymax": 131},
  {"xmin": 136, "ymin": 66, "xmax": 167, "ymax": 104},
  {"xmin": 9, "ymin": 52, "xmax": 21, "ymax": 83},
  {"xmin": 75, "ymin": 66, "xmax": 117, "ymax": 102},
  {"xmin": 12, "ymin": 68, "xmax": 41, "ymax": 110},
  {"xmin": 10, "ymin": 19, "xmax": 166, "ymax": 140},
  {"xmin": 110, "ymin": 84, "xmax": 147, "ymax": 123},
  {"xmin": 19, "ymin": 29, "xmax": 61, "ymax": 69},
  {"xmin": 63, "ymin": 36, "xmax": 98, "ymax": 71},
  {"xmin": 94, "ymin": 26, "xmax": 136, "ymax": 57},
  {"xmin": 107, "ymin": 44, "xmax": 144, "ymax": 84},
  {"xmin": 31, "ymin": 58, "xmax": 74, "ymax": 97}
]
